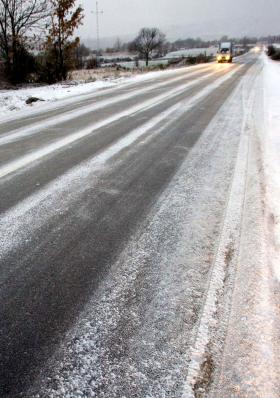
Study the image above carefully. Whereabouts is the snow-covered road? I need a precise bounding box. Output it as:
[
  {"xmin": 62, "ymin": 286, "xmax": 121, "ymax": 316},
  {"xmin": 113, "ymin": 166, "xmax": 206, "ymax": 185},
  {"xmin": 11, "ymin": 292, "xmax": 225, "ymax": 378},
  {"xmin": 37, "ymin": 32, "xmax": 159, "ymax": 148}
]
[
  {"xmin": 0, "ymin": 64, "xmax": 211, "ymax": 121},
  {"xmin": 0, "ymin": 52, "xmax": 279, "ymax": 397}
]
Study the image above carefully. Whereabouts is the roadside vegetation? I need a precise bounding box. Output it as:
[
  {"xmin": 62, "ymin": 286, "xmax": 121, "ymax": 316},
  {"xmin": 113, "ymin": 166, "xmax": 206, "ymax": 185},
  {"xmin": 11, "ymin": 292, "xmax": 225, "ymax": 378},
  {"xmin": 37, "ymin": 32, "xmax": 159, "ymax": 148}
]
[
  {"xmin": 0, "ymin": 1, "xmax": 278, "ymax": 87},
  {"xmin": 0, "ymin": 0, "xmax": 84, "ymax": 85},
  {"xmin": 267, "ymin": 45, "xmax": 280, "ymax": 61},
  {"xmin": 128, "ymin": 28, "xmax": 166, "ymax": 67}
]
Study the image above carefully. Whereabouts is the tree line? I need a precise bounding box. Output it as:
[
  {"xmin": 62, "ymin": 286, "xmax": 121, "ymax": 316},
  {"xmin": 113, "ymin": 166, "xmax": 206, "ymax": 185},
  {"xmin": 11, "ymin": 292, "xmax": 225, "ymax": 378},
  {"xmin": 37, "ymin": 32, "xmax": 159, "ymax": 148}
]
[
  {"xmin": 106, "ymin": 34, "xmax": 261, "ymax": 56},
  {"xmin": 0, "ymin": 0, "xmax": 83, "ymax": 84},
  {"xmin": 0, "ymin": 1, "xmax": 274, "ymax": 85}
]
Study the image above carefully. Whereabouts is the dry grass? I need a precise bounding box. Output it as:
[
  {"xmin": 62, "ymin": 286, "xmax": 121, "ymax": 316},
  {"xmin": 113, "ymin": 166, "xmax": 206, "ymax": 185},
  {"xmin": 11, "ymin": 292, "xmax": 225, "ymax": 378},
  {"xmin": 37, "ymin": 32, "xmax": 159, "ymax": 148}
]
[
  {"xmin": 193, "ymin": 349, "xmax": 215, "ymax": 397},
  {"xmin": 68, "ymin": 67, "xmax": 140, "ymax": 82}
]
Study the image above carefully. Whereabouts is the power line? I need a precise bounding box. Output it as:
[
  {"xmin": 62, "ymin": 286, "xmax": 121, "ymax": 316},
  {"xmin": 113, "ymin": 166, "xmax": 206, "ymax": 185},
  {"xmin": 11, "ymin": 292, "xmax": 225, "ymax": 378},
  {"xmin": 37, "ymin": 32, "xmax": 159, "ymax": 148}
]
[{"xmin": 91, "ymin": 1, "xmax": 104, "ymax": 63}]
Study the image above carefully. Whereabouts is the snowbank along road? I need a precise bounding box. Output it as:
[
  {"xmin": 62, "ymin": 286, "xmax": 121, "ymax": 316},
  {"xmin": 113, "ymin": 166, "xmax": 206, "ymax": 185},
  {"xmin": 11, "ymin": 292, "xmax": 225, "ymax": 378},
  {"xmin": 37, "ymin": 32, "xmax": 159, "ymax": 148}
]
[{"xmin": 0, "ymin": 52, "xmax": 278, "ymax": 397}]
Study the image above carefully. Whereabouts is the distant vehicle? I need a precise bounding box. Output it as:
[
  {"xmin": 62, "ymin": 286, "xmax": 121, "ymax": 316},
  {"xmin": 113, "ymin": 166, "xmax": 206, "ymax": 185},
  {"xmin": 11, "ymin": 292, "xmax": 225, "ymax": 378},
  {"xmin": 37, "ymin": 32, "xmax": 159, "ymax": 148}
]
[{"xmin": 217, "ymin": 42, "xmax": 233, "ymax": 63}]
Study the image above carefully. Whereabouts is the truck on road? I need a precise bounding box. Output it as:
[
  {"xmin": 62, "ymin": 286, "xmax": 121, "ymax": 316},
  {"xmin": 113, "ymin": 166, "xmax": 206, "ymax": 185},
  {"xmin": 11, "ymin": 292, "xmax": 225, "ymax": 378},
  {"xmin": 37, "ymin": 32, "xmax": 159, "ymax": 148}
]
[{"xmin": 217, "ymin": 42, "xmax": 234, "ymax": 63}]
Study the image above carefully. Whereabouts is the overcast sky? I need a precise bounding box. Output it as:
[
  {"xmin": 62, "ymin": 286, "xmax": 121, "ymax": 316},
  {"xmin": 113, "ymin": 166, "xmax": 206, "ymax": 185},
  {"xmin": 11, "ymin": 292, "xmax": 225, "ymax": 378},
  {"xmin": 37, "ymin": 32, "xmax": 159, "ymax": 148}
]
[{"xmin": 78, "ymin": 0, "xmax": 280, "ymax": 42}]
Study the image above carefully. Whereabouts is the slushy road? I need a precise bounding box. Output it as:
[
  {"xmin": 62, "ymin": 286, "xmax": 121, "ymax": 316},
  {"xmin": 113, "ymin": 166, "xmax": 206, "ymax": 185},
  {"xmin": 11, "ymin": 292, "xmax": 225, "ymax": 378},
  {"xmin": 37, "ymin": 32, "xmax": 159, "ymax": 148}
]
[{"xmin": 0, "ymin": 52, "xmax": 261, "ymax": 397}]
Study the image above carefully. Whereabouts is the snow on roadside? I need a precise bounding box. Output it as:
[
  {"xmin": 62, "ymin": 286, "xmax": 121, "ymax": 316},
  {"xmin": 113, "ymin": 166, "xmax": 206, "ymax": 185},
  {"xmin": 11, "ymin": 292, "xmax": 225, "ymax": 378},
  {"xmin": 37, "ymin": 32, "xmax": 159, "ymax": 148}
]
[
  {"xmin": 0, "ymin": 65, "xmax": 206, "ymax": 120},
  {"xmin": 182, "ymin": 64, "xmax": 256, "ymax": 397},
  {"xmin": 212, "ymin": 56, "xmax": 280, "ymax": 397},
  {"xmin": 263, "ymin": 53, "xmax": 280, "ymax": 281},
  {"xmin": 0, "ymin": 79, "xmax": 115, "ymax": 117}
]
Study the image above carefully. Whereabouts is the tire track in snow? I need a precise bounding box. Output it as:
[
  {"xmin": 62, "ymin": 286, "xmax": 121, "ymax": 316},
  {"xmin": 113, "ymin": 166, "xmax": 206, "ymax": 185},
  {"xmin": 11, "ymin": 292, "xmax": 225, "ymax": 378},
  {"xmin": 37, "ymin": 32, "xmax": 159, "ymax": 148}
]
[
  {"xmin": 0, "ymin": 65, "xmax": 244, "ymax": 262},
  {"xmin": 24, "ymin": 62, "xmax": 249, "ymax": 398},
  {"xmin": 0, "ymin": 66, "xmax": 243, "ymax": 180},
  {"xmin": 0, "ymin": 66, "xmax": 213, "ymax": 146},
  {"xmin": 0, "ymin": 63, "xmax": 213, "ymax": 126}
]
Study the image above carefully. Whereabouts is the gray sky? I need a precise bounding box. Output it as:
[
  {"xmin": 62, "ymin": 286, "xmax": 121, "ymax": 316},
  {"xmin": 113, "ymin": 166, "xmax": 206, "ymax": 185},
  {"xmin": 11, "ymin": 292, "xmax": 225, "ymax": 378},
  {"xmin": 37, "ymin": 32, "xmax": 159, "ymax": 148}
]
[{"xmin": 78, "ymin": 0, "xmax": 280, "ymax": 42}]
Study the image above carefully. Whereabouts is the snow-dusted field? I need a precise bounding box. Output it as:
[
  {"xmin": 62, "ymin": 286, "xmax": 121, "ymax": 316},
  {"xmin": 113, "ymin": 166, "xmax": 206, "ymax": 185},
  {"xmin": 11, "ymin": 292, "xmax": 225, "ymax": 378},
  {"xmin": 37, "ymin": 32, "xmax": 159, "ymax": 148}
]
[
  {"xmin": 165, "ymin": 46, "xmax": 218, "ymax": 58},
  {"xmin": 102, "ymin": 48, "xmax": 217, "ymax": 69}
]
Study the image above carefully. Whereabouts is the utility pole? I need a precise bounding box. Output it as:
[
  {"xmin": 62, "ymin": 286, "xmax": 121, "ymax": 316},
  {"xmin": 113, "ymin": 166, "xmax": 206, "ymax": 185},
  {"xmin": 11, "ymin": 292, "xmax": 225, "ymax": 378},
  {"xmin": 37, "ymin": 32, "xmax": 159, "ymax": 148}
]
[{"xmin": 92, "ymin": 1, "xmax": 104, "ymax": 66}]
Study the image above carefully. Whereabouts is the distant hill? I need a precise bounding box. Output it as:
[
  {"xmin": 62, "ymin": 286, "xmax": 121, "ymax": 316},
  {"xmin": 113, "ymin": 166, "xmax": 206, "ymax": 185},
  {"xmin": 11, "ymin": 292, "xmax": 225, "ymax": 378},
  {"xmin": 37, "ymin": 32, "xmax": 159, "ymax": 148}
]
[
  {"xmin": 83, "ymin": 35, "xmax": 133, "ymax": 50},
  {"xmin": 82, "ymin": 15, "xmax": 280, "ymax": 50},
  {"xmin": 164, "ymin": 16, "xmax": 280, "ymax": 40}
]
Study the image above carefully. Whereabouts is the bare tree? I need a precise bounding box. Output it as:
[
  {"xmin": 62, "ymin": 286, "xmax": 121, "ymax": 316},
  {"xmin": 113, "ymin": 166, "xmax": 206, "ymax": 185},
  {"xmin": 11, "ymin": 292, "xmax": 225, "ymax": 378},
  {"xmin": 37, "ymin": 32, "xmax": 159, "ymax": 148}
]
[
  {"xmin": 0, "ymin": 0, "xmax": 49, "ymax": 82},
  {"xmin": 130, "ymin": 28, "xmax": 166, "ymax": 66}
]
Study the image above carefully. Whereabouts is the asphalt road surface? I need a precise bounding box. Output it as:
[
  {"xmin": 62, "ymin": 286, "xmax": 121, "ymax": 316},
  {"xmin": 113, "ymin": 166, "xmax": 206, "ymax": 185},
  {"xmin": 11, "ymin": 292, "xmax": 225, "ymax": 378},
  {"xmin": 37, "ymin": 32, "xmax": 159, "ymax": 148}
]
[{"xmin": 0, "ymin": 53, "xmax": 262, "ymax": 397}]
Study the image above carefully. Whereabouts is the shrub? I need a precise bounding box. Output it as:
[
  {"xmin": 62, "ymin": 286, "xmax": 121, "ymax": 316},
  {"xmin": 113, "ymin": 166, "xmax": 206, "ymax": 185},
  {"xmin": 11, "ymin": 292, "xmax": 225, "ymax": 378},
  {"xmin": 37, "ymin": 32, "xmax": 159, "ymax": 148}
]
[
  {"xmin": 267, "ymin": 45, "xmax": 276, "ymax": 57},
  {"xmin": 271, "ymin": 51, "xmax": 280, "ymax": 61},
  {"xmin": 3, "ymin": 45, "xmax": 38, "ymax": 84},
  {"xmin": 86, "ymin": 58, "xmax": 98, "ymax": 69}
]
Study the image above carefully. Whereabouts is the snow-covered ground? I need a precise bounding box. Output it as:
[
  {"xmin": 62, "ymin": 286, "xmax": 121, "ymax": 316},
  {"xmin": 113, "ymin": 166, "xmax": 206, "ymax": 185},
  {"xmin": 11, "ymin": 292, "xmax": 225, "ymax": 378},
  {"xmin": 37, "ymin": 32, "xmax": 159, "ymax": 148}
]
[
  {"xmin": 0, "ymin": 79, "xmax": 116, "ymax": 117},
  {"xmin": 106, "ymin": 48, "xmax": 217, "ymax": 69},
  {"xmin": 210, "ymin": 53, "xmax": 280, "ymax": 397},
  {"xmin": 263, "ymin": 54, "xmax": 280, "ymax": 281},
  {"xmin": 165, "ymin": 46, "xmax": 218, "ymax": 58}
]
